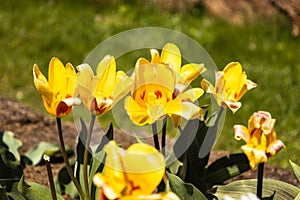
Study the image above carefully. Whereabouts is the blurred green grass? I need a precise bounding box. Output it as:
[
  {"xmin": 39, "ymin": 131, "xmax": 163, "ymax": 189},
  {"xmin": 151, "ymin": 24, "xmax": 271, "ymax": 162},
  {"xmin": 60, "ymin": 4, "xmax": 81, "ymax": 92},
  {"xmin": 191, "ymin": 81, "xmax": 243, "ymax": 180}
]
[{"xmin": 1, "ymin": 0, "xmax": 299, "ymax": 169}]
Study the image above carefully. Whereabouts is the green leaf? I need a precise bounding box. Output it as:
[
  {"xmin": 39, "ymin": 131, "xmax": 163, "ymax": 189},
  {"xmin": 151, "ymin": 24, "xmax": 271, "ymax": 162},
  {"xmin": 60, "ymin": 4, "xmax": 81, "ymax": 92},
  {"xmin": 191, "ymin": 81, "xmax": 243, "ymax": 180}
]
[
  {"xmin": 211, "ymin": 179, "xmax": 300, "ymax": 200},
  {"xmin": 0, "ymin": 185, "xmax": 8, "ymax": 200},
  {"xmin": 173, "ymin": 119, "xmax": 209, "ymax": 193},
  {"xmin": 8, "ymin": 176, "xmax": 64, "ymax": 200},
  {"xmin": 289, "ymin": 160, "xmax": 300, "ymax": 183},
  {"xmin": 76, "ymin": 118, "xmax": 92, "ymax": 164},
  {"xmin": 25, "ymin": 141, "xmax": 74, "ymax": 165},
  {"xmin": 0, "ymin": 147, "xmax": 23, "ymax": 189},
  {"xmin": 54, "ymin": 157, "xmax": 79, "ymax": 199},
  {"xmin": 0, "ymin": 131, "xmax": 22, "ymax": 161},
  {"xmin": 95, "ymin": 123, "xmax": 113, "ymax": 152},
  {"xmin": 166, "ymin": 172, "xmax": 207, "ymax": 200},
  {"xmin": 205, "ymin": 153, "xmax": 251, "ymax": 185}
]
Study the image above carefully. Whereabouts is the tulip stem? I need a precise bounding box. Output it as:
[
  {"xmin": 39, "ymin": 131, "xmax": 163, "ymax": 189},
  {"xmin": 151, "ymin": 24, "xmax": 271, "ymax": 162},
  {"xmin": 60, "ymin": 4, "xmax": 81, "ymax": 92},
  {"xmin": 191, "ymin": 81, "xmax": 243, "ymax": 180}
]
[
  {"xmin": 44, "ymin": 155, "xmax": 57, "ymax": 200},
  {"xmin": 162, "ymin": 118, "xmax": 167, "ymax": 156},
  {"xmin": 257, "ymin": 162, "xmax": 265, "ymax": 199},
  {"xmin": 83, "ymin": 114, "xmax": 96, "ymax": 200},
  {"xmin": 152, "ymin": 122, "xmax": 160, "ymax": 150},
  {"xmin": 56, "ymin": 118, "xmax": 85, "ymax": 200}
]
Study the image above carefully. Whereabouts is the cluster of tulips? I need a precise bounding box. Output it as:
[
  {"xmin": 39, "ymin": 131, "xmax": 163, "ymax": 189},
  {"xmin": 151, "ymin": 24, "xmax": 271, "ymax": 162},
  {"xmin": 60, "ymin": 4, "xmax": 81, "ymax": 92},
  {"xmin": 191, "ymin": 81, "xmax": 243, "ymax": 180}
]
[{"xmin": 33, "ymin": 42, "xmax": 285, "ymax": 200}]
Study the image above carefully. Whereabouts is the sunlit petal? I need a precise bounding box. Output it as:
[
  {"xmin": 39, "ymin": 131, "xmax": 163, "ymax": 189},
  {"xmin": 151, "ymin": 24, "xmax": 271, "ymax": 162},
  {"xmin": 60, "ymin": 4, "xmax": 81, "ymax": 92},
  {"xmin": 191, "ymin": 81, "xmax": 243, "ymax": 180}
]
[
  {"xmin": 124, "ymin": 96, "xmax": 151, "ymax": 126},
  {"xmin": 177, "ymin": 88, "xmax": 204, "ymax": 102},
  {"xmin": 160, "ymin": 43, "xmax": 181, "ymax": 73},
  {"xmin": 180, "ymin": 63, "xmax": 206, "ymax": 84},
  {"xmin": 48, "ymin": 57, "xmax": 67, "ymax": 95},
  {"xmin": 241, "ymin": 144, "xmax": 267, "ymax": 169},
  {"xmin": 96, "ymin": 55, "xmax": 117, "ymax": 97},
  {"xmin": 234, "ymin": 125, "xmax": 250, "ymax": 142}
]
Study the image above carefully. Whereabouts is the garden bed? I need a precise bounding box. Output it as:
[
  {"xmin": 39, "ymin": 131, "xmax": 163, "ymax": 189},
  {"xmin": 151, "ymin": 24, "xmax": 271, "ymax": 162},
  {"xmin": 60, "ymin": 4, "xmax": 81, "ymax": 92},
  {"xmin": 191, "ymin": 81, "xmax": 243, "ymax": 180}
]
[{"xmin": 0, "ymin": 97, "xmax": 299, "ymax": 199}]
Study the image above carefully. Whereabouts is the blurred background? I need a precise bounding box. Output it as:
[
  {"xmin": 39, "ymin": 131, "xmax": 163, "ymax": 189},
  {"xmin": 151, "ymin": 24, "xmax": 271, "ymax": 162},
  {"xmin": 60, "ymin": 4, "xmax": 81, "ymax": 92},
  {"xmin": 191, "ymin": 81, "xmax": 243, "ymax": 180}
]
[{"xmin": 0, "ymin": 0, "xmax": 299, "ymax": 169}]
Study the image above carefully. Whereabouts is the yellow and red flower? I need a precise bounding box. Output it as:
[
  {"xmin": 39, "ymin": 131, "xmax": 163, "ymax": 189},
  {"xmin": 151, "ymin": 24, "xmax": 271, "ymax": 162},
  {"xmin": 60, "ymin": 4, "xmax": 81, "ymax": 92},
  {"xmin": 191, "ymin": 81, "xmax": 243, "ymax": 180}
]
[
  {"xmin": 92, "ymin": 141, "xmax": 178, "ymax": 200},
  {"xmin": 75, "ymin": 55, "xmax": 132, "ymax": 115},
  {"xmin": 124, "ymin": 43, "xmax": 206, "ymax": 127},
  {"xmin": 33, "ymin": 57, "xmax": 80, "ymax": 118},
  {"xmin": 201, "ymin": 62, "xmax": 257, "ymax": 113},
  {"xmin": 234, "ymin": 111, "xmax": 285, "ymax": 169}
]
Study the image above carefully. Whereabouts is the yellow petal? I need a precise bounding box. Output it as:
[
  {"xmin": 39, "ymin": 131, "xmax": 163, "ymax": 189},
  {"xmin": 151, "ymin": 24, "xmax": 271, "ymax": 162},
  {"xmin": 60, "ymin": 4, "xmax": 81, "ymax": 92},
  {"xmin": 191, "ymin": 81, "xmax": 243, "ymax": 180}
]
[
  {"xmin": 234, "ymin": 125, "xmax": 250, "ymax": 142},
  {"xmin": 96, "ymin": 55, "xmax": 117, "ymax": 97},
  {"xmin": 177, "ymin": 88, "xmax": 204, "ymax": 102},
  {"xmin": 112, "ymin": 71, "xmax": 132, "ymax": 105},
  {"xmin": 236, "ymin": 79, "xmax": 257, "ymax": 101},
  {"xmin": 165, "ymin": 101, "xmax": 200, "ymax": 127},
  {"xmin": 160, "ymin": 43, "xmax": 181, "ymax": 73},
  {"xmin": 150, "ymin": 49, "xmax": 160, "ymax": 64},
  {"xmin": 65, "ymin": 63, "xmax": 76, "ymax": 97},
  {"xmin": 124, "ymin": 96, "xmax": 151, "ymax": 126},
  {"xmin": 223, "ymin": 100, "xmax": 242, "ymax": 113},
  {"xmin": 180, "ymin": 63, "xmax": 206, "ymax": 84},
  {"xmin": 48, "ymin": 57, "xmax": 67, "ymax": 96},
  {"xmin": 123, "ymin": 143, "xmax": 166, "ymax": 195},
  {"xmin": 134, "ymin": 63, "xmax": 175, "ymax": 93},
  {"xmin": 103, "ymin": 141, "xmax": 127, "ymax": 195},
  {"xmin": 241, "ymin": 144, "xmax": 267, "ymax": 169},
  {"xmin": 33, "ymin": 64, "xmax": 53, "ymax": 104},
  {"xmin": 266, "ymin": 139, "xmax": 285, "ymax": 157},
  {"xmin": 223, "ymin": 62, "xmax": 247, "ymax": 101},
  {"xmin": 93, "ymin": 173, "xmax": 120, "ymax": 200},
  {"xmin": 75, "ymin": 63, "xmax": 95, "ymax": 109},
  {"xmin": 200, "ymin": 79, "xmax": 216, "ymax": 94},
  {"xmin": 119, "ymin": 192, "xmax": 180, "ymax": 200}
]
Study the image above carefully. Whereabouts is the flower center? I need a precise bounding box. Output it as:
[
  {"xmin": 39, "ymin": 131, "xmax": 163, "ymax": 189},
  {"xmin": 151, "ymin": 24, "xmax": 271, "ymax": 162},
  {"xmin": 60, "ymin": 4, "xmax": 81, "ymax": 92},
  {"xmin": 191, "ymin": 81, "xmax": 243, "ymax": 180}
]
[{"xmin": 133, "ymin": 83, "xmax": 172, "ymax": 108}]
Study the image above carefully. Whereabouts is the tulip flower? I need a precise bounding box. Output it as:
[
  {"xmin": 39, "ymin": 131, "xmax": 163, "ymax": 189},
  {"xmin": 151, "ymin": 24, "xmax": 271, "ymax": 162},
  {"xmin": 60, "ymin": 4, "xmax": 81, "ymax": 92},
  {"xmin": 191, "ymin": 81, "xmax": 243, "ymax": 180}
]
[
  {"xmin": 124, "ymin": 43, "xmax": 206, "ymax": 127},
  {"xmin": 124, "ymin": 62, "xmax": 203, "ymax": 127},
  {"xmin": 75, "ymin": 55, "xmax": 132, "ymax": 115},
  {"xmin": 93, "ymin": 141, "xmax": 168, "ymax": 200},
  {"xmin": 234, "ymin": 111, "xmax": 285, "ymax": 169},
  {"xmin": 201, "ymin": 62, "xmax": 257, "ymax": 113},
  {"xmin": 33, "ymin": 57, "xmax": 80, "ymax": 118}
]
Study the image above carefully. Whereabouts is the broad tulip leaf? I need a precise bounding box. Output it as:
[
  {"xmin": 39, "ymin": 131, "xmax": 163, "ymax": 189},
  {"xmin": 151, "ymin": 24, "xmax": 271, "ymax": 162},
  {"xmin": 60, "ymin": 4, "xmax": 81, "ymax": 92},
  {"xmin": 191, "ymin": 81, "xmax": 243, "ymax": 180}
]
[
  {"xmin": 54, "ymin": 158, "xmax": 79, "ymax": 199},
  {"xmin": 173, "ymin": 119, "xmax": 209, "ymax": 193},
  {"xmin": 205, "ymin": 153, "xmax": 251, "ymax": 186},
  {"xmin": 0, "ymin": 131, "xmax": 22, "ymax": 161},
  {"xmin": 0, "ymin": 147, "xmax": 23, "ymax": 188},
  {"xmin": 8, "ymin": 176, "xmax": 64, "ymax": 200},
  {"xmin": 25, "ymin": 141, "xmax": 74, "ymax": 166},
  {"xmin": 211, "ymin": 179, "xmax": 300, "ymax": 200},
  {"xmin": 76, "ymin": 118, "xmax": 92, "ymax": 164},
  {"xmin": 289, "ymin": 160, "xmax": 300, "ymax": 183},
  {"xmin": 166, "ymin": 172, "xmax": 207, "ymax": 200}
]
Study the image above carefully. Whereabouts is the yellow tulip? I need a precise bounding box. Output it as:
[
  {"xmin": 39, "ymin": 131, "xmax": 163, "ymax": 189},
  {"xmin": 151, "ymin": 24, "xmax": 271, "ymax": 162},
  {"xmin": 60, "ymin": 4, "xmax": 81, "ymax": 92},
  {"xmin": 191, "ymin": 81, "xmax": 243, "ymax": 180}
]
[
  {"xmin": 93, "ymin": 141, "xmax": 166, "ymax": 199},
  {"xmin": 124, "ymin": 62, "xmax": 203, "ymax": 127},
  {"xmin": 201, "ymin": 62, "xmax": 257, "ymax": 113},
  {"xmin": 124, "ymin": 43, "xmax": 206, "ymax": 127},
  {"xmin": 33, "ymin": 57, "xmax": 80, "ymax": 118},
  {"xmin": 234, "ymin": 111, "xmax": 285, "ymax": 169},
  {"xmin": 75, "ymin": 55, "xmax": 132, "ymax": 115}
]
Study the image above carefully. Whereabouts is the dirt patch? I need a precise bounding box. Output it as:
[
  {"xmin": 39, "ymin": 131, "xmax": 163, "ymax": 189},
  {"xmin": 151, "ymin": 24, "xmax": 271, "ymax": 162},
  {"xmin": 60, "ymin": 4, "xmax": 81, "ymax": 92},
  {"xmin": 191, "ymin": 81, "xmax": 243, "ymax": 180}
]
[{"xmin": 0, "ymin": 97, "xmax": 299, "ymax": 199}]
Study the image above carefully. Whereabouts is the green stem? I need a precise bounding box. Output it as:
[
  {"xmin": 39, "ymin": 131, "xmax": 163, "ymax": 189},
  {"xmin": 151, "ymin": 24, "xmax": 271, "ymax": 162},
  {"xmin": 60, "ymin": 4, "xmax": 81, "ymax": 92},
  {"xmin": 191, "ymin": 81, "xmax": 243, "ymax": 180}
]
[
  {"xmin": 83, "ymin": 114, "xmax": 96, "ymax": 200},
  {"xmin": 44, "ymin": 154, "xmax": 57, "ymax": 200},
  {"xmin": 161, "ymin": 118, "xmax": 167, "ymax": 156},
  {"xmin": 56, "ymin": 118, "xmax": 85, "ymax": 199},
  {"xmin": 257, "ymin": 162, "xmax": 265, "ymax": 199},
  {"xmin": 151, "ymin": 122, "xmax": 160, "ymax": 151}
]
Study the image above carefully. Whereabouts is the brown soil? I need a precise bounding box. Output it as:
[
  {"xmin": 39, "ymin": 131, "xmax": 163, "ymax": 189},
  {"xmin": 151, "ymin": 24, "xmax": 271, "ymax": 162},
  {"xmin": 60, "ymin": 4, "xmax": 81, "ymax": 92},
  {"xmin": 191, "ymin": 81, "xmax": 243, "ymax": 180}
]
[{"xmin": 0, "ymin": 97, "xmax": 299, "ymax": 199}]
